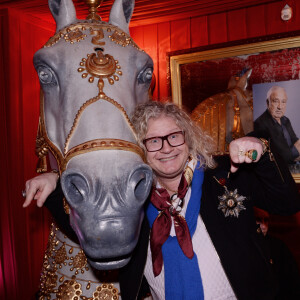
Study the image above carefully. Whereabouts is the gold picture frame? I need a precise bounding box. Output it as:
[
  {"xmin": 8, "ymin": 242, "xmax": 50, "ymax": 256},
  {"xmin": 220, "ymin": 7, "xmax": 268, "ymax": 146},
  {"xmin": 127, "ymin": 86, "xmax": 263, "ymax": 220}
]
[{"xmin": 170, "ymin": 35, "xmax": 300, "ymax": 183}]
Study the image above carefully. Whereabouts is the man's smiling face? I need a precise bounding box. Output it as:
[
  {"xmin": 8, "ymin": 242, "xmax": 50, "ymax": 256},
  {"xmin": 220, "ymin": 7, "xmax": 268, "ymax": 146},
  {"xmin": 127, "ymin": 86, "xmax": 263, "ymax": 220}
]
[{"xmin": 145, "ymin": 115, "xmax": 189, "ymax": 181}]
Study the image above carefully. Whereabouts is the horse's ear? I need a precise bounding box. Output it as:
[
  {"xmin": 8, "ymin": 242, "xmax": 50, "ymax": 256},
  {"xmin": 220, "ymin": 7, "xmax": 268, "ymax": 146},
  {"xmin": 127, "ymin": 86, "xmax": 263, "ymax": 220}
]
[
  {"xmin": 236, "ymin": 68, "xmax": 252, "ymax": 90},
  {"xmin": 48, "ymin": 0, "xmax": 77, "ymax": 33},
  {"xmin": 245, "ymin": 68, "xmax": 252, "ymax": 79},
  {"xmin": 109, "ymin": 0, "xmax": 135, "ymax": 35}
]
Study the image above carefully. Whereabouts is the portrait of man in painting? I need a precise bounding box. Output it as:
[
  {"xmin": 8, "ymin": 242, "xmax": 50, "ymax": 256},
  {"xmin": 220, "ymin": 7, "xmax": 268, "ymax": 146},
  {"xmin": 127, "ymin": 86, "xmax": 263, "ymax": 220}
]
[{"xmin": 253, "ymin": 80, "xmax": 300, "ymax": 169}]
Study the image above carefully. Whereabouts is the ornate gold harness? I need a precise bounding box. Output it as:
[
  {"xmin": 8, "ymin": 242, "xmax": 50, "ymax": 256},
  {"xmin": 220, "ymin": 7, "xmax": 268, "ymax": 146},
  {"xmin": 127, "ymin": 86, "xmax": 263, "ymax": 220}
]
[{"xmin": 36, "ymin": 21, "xmax": 145, "ymax": 175}]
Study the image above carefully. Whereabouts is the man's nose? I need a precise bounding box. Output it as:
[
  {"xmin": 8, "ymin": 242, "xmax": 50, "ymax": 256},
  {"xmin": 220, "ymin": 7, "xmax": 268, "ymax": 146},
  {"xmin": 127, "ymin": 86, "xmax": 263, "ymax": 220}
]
[{"xmin": 161, "ymin": 139, "xmax": 173, "ymax": 152}]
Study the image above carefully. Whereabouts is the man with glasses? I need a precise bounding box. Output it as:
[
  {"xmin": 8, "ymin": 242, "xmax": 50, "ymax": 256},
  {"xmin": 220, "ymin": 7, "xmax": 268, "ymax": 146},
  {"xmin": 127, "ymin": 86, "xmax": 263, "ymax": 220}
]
[
  {"xmin": 126, "ymin": 101, "xmax": 299, "ymax": 300},
  {"xmin": 23, "ymin": 101, "xmax": 300, "ymax": 300}
]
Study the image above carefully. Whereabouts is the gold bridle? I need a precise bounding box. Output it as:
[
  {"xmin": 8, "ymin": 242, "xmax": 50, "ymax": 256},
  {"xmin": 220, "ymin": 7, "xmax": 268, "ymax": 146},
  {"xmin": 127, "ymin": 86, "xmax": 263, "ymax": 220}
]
[{"xmin": 35, "ymin": 21, "xmax": 145, "ymax": 174}]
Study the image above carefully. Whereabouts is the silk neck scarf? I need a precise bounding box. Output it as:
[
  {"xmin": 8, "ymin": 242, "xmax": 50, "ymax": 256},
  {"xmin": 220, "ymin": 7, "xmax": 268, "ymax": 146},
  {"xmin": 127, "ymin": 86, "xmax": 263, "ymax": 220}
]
[{"xmin": 147, "ymin": 161, "xmax": 205, "ymax": 300}]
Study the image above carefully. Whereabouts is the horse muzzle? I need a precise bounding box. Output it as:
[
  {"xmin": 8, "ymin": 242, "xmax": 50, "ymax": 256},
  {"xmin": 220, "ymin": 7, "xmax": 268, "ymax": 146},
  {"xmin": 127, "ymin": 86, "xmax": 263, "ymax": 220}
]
[{"xmin": 60, "ymin": 154, "xmax": 152, "ymax": 270}]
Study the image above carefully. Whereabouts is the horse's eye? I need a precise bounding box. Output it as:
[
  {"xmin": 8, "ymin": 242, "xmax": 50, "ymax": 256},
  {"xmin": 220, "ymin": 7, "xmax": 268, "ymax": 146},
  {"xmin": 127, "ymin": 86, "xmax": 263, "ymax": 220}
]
[
  {"xmin": 36, "ymin": 65, "xmax": 57, "ymax": 86},
  {"xmin": 137, "ymin": 66, "xmax": 153, "ymax": 84}
]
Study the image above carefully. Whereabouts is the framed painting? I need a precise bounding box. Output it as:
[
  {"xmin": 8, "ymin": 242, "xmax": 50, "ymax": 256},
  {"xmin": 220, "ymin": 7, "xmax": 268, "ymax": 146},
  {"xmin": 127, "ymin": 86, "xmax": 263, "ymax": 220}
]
[{"xmin": 169, "ymin": 34, "xmax": 300, "ymax": 183}]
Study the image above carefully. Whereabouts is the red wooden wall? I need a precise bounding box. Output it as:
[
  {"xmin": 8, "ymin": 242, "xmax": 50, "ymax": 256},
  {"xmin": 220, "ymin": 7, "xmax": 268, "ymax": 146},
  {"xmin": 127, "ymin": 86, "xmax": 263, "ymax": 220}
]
[{"xmin": 130, "ymin": 0, "xmax": 300, "ymax": 101}]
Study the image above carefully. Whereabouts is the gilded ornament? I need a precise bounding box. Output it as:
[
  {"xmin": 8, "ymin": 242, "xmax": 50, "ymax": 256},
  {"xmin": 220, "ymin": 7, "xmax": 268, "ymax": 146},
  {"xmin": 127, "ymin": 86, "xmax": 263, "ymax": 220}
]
[
  {"xmin": 63, "ymin": 197, "xmax": 70, "ymax": 215},
  {"xmin": 78, "ymin": 51, "xmax": 120, "ymax": 83},
  {"xmin": 45, "ymin": 229, "xmax": 55, "ymax": 257},
  {"xmin": 93, "ymin": 283, "xmax": 119, "ymax": 300},
  {"xmin": 64, "ymin": 28, "xmax": 87, "ymax": 44},
  {"xmin": 39, "ymin": 269, "xmax": 58, "ymax": 296},
  {"xmin": 85, "ymin": 0, "xmax": 103, "ymax": 21},
  {"xmin": 56, "ymin": 279, "xmax": 82, "ymax": 300},
  {"xmin": 36, "ymin": 136, "xmax": 49, "ymax": 158},
  {"xmin": 70, "ymin": 250, "xmax": 89, "ymax": 274},
  {"xmin": 109, "ymin": 30, "xmax": 131, "ymax": 47},
  {"xmin": 86, "ymin": 281, "xmax": 91, "ymax": 290},
  {"xmin": 91, "ymin": 28, "xmax": 105, "ymax": 46},
  {"xmin": 54, "ymin": 244, "xmax": 68, "ymax": 266}
]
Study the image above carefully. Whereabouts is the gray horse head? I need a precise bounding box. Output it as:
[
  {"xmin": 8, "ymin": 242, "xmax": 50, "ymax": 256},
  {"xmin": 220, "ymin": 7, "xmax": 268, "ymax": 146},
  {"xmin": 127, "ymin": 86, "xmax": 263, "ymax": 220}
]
[{"xmin": 33, "ymin": 0, "xmax": 153, "ymax": 270}]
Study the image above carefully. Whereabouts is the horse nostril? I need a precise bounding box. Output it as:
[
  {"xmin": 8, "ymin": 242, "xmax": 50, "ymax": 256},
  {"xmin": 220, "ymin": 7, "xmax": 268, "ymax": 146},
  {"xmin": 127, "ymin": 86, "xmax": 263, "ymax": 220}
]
[
  {"xmin": 61, "ymin": 173, "xmax": 89, "ymax": 207},
  {"xmin": 128, "ymin": 165, "xmax": 153, "ymax": 202}
]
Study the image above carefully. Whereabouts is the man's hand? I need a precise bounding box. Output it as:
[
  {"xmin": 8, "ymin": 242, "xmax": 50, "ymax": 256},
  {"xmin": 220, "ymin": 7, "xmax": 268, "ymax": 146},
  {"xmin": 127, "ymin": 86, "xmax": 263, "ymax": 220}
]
[
  {"xmin": 229, "ymin": 136, "xmax": 264, "ymax": 173},
  {"xmin": 23, "ymin": 172, "xmax": 59, "ymax": 208}
]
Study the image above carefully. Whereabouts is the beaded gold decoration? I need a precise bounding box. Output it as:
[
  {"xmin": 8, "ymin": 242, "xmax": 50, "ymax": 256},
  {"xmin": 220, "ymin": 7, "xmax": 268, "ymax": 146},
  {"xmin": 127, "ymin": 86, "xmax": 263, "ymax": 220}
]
[
  {"xmin": 39, "ymin": 224, "xmax": 120, "ymax": 299},
  {"xmin": 44, "ymin": 23, "xmax": 142, "ymax": 51},
  {"xmin": 70, "ymin": 250, "xmax": 88, "ymax": 274},
  {"xmin": 39, "ymin": 269, "xmax": 58, "ymax": 297},
  {"xmin": 64, "ymin": 28, "xmax": 87, "ymax": 44},
  {"xmin": 54, "ymin": 244, "xmax": 68, "ymax": 267},
  {"xmin": 56, "ymin": 279, "xmax": 82, "ymax": 300},
  {"xmin": 93, "ymin": 284, "xmax": 119, "ymax": 300},
  {"xmin": 109, "ymin": 30, "xmax": 131, "ymax": 47},
  {"xmin": 78, "ymin": 52, "xmax": 121, "ymax": 84}
]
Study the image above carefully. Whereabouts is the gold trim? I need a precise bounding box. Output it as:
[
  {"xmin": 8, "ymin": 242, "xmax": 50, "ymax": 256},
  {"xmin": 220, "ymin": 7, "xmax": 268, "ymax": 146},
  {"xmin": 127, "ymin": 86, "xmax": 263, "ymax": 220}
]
[
  {"xmin": 64, "ymin": 138, "xmax": 145, "ymax": 170},
  {"xmin": 44, "ymin": 22, "xmax": 141, "ymax": 51}
]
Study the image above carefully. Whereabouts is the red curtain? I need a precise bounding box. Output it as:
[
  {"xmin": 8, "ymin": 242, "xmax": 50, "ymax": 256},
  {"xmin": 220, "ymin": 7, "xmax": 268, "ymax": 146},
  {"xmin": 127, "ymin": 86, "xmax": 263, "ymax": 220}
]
[{"xmin": 0, "ymin": 8, "xmax": 54, "ymax": 299}]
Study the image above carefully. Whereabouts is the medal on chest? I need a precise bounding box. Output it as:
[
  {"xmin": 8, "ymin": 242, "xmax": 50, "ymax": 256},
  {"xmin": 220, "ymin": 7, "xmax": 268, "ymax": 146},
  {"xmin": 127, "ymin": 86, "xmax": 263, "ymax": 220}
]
[{"xmin": 214, "ymin": 173, "xmax": 247, "ymax": 218}]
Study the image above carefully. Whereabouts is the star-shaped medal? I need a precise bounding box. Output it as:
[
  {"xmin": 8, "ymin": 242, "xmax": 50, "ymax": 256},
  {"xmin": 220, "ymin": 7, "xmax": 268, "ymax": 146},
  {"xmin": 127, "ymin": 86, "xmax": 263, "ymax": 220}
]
[{"xmin": 218, "ymin": 187, "xmax": 246, "ymax": 218}]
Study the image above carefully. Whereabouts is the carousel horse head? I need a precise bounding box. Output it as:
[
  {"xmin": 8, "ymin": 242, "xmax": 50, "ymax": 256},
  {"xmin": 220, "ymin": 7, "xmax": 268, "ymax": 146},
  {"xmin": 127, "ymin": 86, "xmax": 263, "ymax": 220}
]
[{"xmin": 34, "ymin": 0, "xmax": 153, "ymax": 270}]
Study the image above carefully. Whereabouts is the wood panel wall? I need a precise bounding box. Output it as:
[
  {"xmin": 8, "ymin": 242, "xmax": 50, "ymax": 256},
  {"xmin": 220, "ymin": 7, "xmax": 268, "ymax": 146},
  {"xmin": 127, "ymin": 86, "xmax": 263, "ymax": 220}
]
[{"xmin": 130, "ymin": 0, "xmax": 300, "ymax": 101}]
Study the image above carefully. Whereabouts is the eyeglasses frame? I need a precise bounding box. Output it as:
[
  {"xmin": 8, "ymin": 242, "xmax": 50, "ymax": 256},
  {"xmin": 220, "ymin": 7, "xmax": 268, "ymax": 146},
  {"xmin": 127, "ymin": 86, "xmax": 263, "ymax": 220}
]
[{"xmin": 143, "ymin": 130, "xmax": 185, "ymax": 152}]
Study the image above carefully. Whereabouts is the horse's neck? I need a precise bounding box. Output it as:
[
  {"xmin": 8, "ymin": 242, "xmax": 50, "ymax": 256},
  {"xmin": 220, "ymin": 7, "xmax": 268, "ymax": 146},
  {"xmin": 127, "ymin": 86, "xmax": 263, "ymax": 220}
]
[
  {"xmin": 39, "ymin": 223, "xmax": 121, "ymax": 299},
  {"xmin": 229, "ymin": 87, "xmax": 253, "ymax": 134}
]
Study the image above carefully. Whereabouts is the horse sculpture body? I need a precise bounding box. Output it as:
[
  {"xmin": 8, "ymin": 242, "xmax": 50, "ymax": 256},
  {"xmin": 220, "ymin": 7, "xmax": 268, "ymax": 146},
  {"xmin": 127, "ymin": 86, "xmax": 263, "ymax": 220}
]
[
  {"xmin": 191, "ymin": 69, "xmax": 253, "ymax": 153},
  {"xmin": 34, "ymin": 0, "xmax": 153, "ymax": 297}
]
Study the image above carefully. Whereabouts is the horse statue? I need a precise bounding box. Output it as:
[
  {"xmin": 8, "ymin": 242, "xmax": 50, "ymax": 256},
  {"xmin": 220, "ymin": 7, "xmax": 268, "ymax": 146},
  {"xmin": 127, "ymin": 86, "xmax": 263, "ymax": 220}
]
[
  {"xmin": 191, "ymin": 68, "xmax": 253, "ymax": 154},
  {"xmin": 34, "ymin": 0, "xmax": 153, "ymax": 297}
]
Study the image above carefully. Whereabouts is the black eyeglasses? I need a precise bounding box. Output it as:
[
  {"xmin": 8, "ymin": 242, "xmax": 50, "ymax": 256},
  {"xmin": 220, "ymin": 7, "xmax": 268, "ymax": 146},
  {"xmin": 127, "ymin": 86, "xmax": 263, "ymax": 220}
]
[{"xmin": 143, "ymin": 131, "xmax": 185, "ymax": 152}]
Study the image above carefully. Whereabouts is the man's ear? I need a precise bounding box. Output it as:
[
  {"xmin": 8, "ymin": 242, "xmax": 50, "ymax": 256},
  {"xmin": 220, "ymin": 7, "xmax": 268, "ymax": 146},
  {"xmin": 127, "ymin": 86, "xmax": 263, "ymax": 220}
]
[{"xmin": 266, "ymin": 99, "xmax": 269, "ymax": 107}]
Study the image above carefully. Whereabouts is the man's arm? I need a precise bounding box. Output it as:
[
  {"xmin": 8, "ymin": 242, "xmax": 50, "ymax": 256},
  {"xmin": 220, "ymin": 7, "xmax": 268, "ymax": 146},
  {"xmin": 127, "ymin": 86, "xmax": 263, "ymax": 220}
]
[{"xmin": 294, "ymin": 139, "xmax": 300, "ymax": 160}]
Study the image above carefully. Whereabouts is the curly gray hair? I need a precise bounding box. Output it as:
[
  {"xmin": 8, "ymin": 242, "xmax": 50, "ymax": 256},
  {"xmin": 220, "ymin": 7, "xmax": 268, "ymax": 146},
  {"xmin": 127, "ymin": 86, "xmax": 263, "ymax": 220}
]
[{"xmin": 131, "ymin": 101, "xmax": 215, "ymax": 169}]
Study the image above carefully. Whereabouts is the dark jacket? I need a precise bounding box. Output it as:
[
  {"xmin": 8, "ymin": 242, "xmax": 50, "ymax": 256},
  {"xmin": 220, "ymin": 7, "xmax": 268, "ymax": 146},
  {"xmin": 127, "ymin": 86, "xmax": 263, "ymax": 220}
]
[
  {"xmin": 46, "ymin": 148, "xmax": 300, "ymax": 300},
  {"xmin": 254, "ymin": 109, "xmax": 299, "ymax": 163},
  {"xmin": 255, "ymin": 231, "xmax": 300, "ymax": 300}
]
